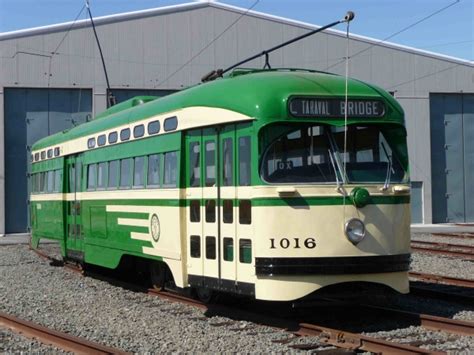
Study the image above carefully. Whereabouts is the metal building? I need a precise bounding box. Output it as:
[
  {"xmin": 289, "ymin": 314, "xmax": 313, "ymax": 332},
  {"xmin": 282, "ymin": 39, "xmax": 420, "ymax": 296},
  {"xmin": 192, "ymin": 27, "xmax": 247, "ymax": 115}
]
[{"xmin": 1, "ymin": 1, "xmax": 473, "ymax": 235}]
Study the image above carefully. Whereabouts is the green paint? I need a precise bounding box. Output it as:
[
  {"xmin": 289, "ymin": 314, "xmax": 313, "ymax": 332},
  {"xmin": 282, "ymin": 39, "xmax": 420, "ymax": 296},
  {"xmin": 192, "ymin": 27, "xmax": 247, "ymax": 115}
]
[
  {"xmin": 29, "ymin": 69, "xmax": 409, "ymax": 272},
  {"xmin": 351, "ymin": 187, "xmax": 370, "ymax": 208},
  {"xmin": 32, "ymin": 70, "xmax": 404, "ymax": 151},
  {"xmin": 252, "ymin": 195, "xmax": 409, "ymax": 206}
]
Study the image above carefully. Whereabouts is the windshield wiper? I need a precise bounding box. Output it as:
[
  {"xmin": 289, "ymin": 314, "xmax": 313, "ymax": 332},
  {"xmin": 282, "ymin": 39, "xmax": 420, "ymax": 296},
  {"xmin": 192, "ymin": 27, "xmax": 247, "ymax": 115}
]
[
  {"xmin": 325, "ymin": 129, "xmax": 346, "ymax": 189},
  {"xmin": 381, "ymin": 142, "xmax": 392, "ymax": 190},
  {"xmin": 328, "ymin": 149, "xmax": 343, "ymax": 191}
]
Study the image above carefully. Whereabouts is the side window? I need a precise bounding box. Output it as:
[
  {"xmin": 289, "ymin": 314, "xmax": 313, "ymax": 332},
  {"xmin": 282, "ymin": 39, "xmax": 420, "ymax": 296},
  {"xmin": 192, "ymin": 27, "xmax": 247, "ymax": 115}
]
[
  {"xmin": 97, "ymin": 134, "xmax": 106, "ymax": 146},
  {"xmin": 239, "ymin": 199, "xmax": 252, "ymax": 225},
  {"xmin": 223, "ymin": 238, "xmax": 234, "ymax": 261},
  {"xmin": 40, "ymin": 172, "xmax": 46, "ymax": 192},
  {"xmin": 164, "ymin": 116, "xmax": 178, "ymax": 131},
  {"xmin": 76, "ymin": 162, "xmax": 82, "ymax": 192},
  {"xmin": 54, "ymin": 147, "xmax": 60, "ymax": 157},
  {"xmin": 189, "ymin": 142, "xmax": 200, "ymax": 187},
  {"xmin": 205, "ymin": 141, "xmax": 215, "ymax": 187},
  {"xmin": 120, "ymin": 128, "xmax": 131, "ymax": 141},
  {"xmin": 97, "ymin": 162, "xmax": 107, "ymax": 189},
  {"xmin": 87, "ymin": 164, "xmax": 96, "ymax": 190},
  {"xmin": 47, "ymin": 149, "xmax": 53, "ymax": 159},
  {"xmin": 133, "ymin": 125, "xmax": 145, "ymax": 138},
  {"xmin": 205, "ymin": 200, "xmax": 216, "ymax": 223},
  {"xmin": 148, "ymin": 120, "xmax": 160, "ymax": 135},
  {"xmin": 147, "ymin": 154, "xmax": 160, "ymax": 187},
  {"xmin": 190, "ymin": 200, "xmax": 200, "ymax": 222},
  {"xmin": 41, "ymin": 151, "xmax": 46, "ymax": 160},
  {"xmin": 205, "ymin": 236, "xmax": 216, "ymax": 260},
  {"xmin": 223, "ymin": 138, "xmax": 233, "ymax": 186},
  {"xmin": 120, "ymin": 158, "xmax": 132, "ymax": 188},
  {"xmin": 68, "ymin": 165, "xmax": 75, "ymax": 193},
  {"xmin": 239, "ymin": 136, "xmax": 251, "ymax": 186},
  {"xmin": 163, "ymin": 151, "xmax": 177, "ymax": 188},
  {"xmin": 108, "ymin": 131, "xmax": 118, "ymax": 144},
  {"xmin": 190, "ymin": 235, "xmax": 201, "ymax": 258},
  {"xmin": 108, "ymin": 160, "xmax": 118, "ymax": 189},
  {"xmin": 54, "ymin": 170, "xmax": 61, "ymax": 192},
  {"xmin": 223, "ymin": 199, "xmax": 233, "ymax": 223},
  {"xmin": 87, "ymin": 138, "xmax": 96, "ymax": 149},
  {"xmin": 239, "ymin": 239, "xmax": 252, "ymax": 264},
  {"xmin": 133, "ymin": 156, "xmax": 145, "ymax": 188},
  {"xmin": 47, "ymin": 171, "xmax": 54, "ymax": 192}
]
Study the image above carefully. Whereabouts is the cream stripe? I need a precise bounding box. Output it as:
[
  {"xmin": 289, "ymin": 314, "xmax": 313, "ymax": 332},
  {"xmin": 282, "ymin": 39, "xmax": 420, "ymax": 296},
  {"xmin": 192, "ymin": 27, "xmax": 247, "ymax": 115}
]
[
  {"xmin": 117, "ymin": 218, "xmax": 149, "ymax": 227},
  {"xmin": 30, "ymin": 194, "xmax": 64, "ymax": 201},
  {"xmin": 106, "ymin": 205, "xmax": 155, "ymax": 213},
  {"xmin": 31, "ymin": 185, "xmax": 409, "ymax": 203},
  {"xmin": 131, "ymin": 232, "xmax": 151, "ymax": 241},
  {"xmin": 32, "ymin": 106, "xmax": 253, "ymax": 160},
  {"xmin": 81, "ymin": 189, "xmax": 180, "ymax": 200},
  {"xmin": 142, "ymin": 246, "xmax": 181, "ymax": 260}
]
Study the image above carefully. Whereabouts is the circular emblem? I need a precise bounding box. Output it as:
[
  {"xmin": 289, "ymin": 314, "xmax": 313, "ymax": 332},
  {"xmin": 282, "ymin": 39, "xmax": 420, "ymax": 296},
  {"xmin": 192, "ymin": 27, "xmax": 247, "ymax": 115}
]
[{"xmin": 150, "ymin": 214, "xmax": 160, "ymax": 242}]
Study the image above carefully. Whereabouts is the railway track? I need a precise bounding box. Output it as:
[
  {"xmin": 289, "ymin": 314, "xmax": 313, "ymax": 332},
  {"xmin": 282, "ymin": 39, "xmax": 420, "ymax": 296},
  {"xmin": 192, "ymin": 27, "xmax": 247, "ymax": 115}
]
[
  {"xmin": 409, "ymin": 271, "xmax": 474, "ymax": 288},
  {"xmin": 432, "ymin": 232, "xmax": 474, "ymax": 240},
  {"xmin": 30, "ymin": 246, "xmax": 474, "ymax": 354},
  {"xmin": 411, "ymin": 240, "xmax": 474, "ymax": 260},
  {"xmin": 0, "ymin": 311, "xmax": 128, "ymax": 354}
]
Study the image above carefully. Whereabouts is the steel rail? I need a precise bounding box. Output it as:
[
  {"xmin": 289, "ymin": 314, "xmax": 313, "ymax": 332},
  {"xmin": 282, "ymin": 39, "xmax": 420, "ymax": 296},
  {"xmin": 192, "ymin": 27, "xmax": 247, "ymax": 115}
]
[
  {"xmin": 296, "ymin": 323, "xmax": 441, "ymax": 354},
  {"xmin": 432, "ymin": 232, "xmax": 474, "ymax": 239},
  {"xmin": 0, "ymin": 311, "xmax": 129, "ymax": 355},
  {"xmin": 31, "ymin": 247, "xmax": 84, "ymax": 274},
  {"xmin": 409, "ymin": 271, "xmax": 474, "ymax": 288},
  {"xmin": 412, "ymin": 240, "xmax": 474, "ymax": 252},
  {"xmin": 148, "ymin": 290, "xmax": 446, "ymax": 354},
  {"xmin": 358, "ymin": 305, "xmax": 474, "ymax": 336},
  {"xmin": 411, "ymin": 243, "xmax": 474, "ymax": 260}
]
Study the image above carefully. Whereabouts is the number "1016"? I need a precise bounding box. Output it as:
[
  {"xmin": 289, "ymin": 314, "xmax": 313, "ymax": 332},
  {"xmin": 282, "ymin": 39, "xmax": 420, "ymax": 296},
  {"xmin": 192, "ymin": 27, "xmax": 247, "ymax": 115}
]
[{"xmin": 269, "ymin": 238, "xmax": 317, "ymax": 249}]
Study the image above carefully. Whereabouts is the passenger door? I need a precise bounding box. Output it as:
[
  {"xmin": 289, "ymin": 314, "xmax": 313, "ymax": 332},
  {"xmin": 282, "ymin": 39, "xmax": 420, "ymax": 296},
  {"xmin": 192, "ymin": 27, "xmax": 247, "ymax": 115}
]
[
  {"xmin": 65, "ymin": 155, "xmax": 84, "ymax": 259},
  {"xmin": 186, "ymin": 124, "xmax": 254, "ymax": 293},
  {"xmin": 218, "ymin": 126, "xmax": 238, "ymax": 286},
  {"xmin": 185, "ymin": 128, "xmax": 219, "ymax": 285}
]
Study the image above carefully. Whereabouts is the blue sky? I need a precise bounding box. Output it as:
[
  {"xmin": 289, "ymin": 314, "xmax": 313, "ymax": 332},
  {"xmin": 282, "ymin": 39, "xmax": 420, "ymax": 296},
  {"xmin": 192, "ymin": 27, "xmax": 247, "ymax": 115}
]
[{"xmin": 0, "ymin": 0, "xmax": 472, "ymax": 61}]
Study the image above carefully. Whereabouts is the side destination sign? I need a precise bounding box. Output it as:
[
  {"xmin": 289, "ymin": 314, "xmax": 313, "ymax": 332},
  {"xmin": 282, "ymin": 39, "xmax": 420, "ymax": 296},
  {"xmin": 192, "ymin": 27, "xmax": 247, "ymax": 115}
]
[{"xmin": 289, "ymin": 97, "xmax": 385, "ymax": 118}]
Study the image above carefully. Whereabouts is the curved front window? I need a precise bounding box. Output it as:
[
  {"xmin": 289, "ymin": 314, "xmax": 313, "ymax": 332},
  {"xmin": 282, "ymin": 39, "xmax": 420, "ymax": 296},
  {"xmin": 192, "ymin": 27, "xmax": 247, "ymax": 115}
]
[{"xmin": 260, "ymin": 123, "xmax": 409, "ymax": 184}]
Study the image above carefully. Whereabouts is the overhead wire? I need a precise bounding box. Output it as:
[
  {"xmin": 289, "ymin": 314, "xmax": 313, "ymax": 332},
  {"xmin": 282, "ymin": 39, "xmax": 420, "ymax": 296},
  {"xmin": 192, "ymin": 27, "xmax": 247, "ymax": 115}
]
[
  {"xmin": 342, "ymin": 16, "xmax": 351, "ymax": 219},
  {"xmin": 47, "ymin": 4, "xmax": 86, "ymax": 88},
  {"xmin": 153, "ymin": 0, "xmax": 260, "ymax": 88},
  {"xmin": 46, "ymin": 3, "xmax": 86, "ymax": 131},
  {"xmin": 324, "ymin": 0, "xmax": 461, "ymax": 72}
]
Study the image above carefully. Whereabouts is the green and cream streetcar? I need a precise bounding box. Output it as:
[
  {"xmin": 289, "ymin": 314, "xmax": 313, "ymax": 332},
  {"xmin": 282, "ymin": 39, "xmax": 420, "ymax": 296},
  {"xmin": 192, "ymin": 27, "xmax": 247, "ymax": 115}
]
[{"xmin": 30, "ymin": 68, "xmax": 411, "ymax": 301}]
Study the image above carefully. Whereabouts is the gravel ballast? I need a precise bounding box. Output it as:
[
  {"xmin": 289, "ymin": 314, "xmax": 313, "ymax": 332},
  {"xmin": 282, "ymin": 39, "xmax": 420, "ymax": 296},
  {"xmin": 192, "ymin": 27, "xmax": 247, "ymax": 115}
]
[
  {"xmin": 0, "ymin": 328, "xmax": 69, "ymax": 354},
  {"xmin": 0, "ymin": 239, "xmax": 473, "ymax": 353},
  {"xmin": 0, "ymin": 244, "xmax": 302, "ymax": 353}
]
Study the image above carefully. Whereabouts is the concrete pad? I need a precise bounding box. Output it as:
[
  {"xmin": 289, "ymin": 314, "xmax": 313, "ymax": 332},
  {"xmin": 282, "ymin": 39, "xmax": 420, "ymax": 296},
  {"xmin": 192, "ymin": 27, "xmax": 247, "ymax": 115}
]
[
  {"xmin": 411, "ymin": 223, "xmax": 474, "ymax": 234},
  {"xmin": 0, "ymin": 233, "xmax": 58, "ymax": 245},
  {"xmin": 0, "ymin": 233, "xmax": 30, "ymax": 245}
]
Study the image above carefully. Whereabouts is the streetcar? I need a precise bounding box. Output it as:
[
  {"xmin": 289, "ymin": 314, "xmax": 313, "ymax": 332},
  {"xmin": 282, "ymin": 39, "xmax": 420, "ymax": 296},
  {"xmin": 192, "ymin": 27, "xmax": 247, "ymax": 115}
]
[{"xmin": 29, "ymin": 67, "xmax": 410, "ymax": 301}]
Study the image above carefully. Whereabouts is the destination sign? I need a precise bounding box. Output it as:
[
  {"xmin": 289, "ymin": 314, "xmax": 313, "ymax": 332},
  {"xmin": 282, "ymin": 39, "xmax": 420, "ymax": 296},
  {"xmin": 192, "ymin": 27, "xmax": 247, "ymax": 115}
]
[{"xmin": 288, "ymin": 97, "xmax": 385, "ymax": 118}]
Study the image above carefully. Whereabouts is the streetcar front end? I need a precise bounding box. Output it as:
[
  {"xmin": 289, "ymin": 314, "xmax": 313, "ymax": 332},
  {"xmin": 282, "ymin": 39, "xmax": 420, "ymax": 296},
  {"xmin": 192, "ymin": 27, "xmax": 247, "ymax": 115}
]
[{"xmin": 252, "ymin": 95, "xmax": 411, "ymax": 301}]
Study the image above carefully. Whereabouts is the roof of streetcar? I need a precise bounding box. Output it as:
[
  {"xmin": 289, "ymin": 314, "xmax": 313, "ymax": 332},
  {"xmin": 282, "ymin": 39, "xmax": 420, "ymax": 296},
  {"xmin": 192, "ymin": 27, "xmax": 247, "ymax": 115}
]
[{"xmin": 32, "ymin": 69, "xmax": 404, "ymax": 151}]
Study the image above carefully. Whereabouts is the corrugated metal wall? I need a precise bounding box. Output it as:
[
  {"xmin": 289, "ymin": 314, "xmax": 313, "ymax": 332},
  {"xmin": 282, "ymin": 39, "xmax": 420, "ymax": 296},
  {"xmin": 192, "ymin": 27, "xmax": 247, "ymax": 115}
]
[{"xmin": 0, "ymin": 3, "xmax": 473, "ymax": 232}]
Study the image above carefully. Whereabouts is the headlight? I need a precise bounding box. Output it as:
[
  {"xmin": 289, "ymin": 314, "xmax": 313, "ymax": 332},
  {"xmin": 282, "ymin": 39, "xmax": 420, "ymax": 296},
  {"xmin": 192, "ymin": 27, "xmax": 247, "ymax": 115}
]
[{"xmin": 345, "ymin": 218, "xmax": 366, "ymax": 244}]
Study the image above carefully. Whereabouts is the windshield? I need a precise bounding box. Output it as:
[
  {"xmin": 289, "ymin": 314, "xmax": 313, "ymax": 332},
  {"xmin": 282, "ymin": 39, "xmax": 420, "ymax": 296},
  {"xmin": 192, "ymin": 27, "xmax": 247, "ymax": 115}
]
[{"xmin": 260, "ymin": 123, "xmax": 408, "ymax": 184}]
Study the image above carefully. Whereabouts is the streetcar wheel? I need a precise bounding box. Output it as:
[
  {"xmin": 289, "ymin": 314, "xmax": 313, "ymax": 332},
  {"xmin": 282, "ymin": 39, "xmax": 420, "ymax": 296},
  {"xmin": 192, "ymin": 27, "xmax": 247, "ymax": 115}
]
[
  {"xmin": 150, "ymin": 261, "xmax": 166, "ymax": 290},
  {"xmin": 196, "ymin": 287, "xmax": 215, "ymax": 303}
]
